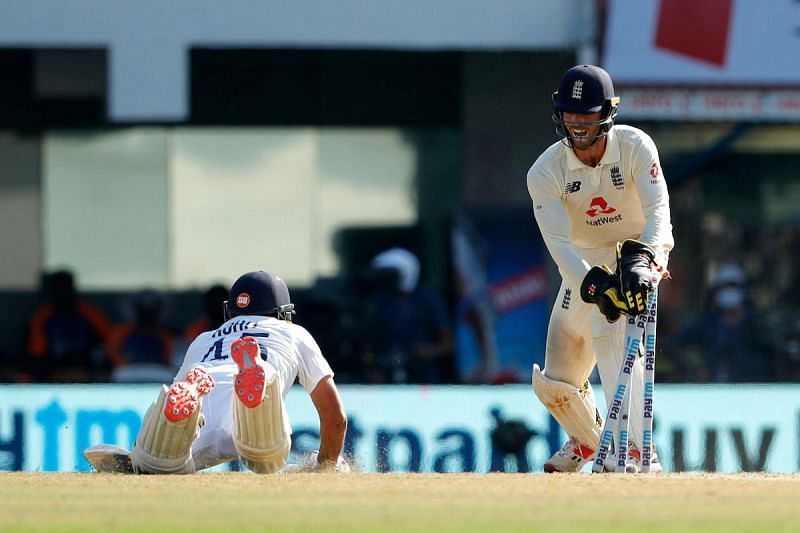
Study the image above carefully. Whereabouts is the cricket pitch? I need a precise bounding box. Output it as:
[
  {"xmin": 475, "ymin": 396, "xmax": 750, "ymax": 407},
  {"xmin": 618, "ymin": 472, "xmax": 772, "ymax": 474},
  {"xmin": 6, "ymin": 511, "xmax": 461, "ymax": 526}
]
[{"xmin": 1, "ymin": 472, "xmax": 798, "ymax": 531}]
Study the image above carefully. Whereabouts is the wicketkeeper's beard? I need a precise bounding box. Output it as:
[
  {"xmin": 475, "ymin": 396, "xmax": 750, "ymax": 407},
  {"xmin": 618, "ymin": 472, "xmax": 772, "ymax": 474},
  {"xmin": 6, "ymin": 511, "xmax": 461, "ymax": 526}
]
[{"xmin": 567, "ymin": 128, "xmax": 607, "ymax": 151}]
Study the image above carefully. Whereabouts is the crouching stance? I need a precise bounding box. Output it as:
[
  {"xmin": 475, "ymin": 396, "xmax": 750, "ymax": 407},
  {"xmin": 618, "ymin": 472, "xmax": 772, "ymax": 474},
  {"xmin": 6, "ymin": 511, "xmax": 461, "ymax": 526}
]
[
  {"xmin": 86, "ymin": 270, "xmax": 348, "ymax": 474},
  {"xmin": 527, "ymin": 65, "xmax": 673, "ymax": 472}
]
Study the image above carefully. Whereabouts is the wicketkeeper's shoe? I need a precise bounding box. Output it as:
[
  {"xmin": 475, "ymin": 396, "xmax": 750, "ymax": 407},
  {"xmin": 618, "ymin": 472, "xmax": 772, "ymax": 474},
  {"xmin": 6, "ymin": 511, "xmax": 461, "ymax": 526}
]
[
  {"xmin": 627, "ymin": 444, "xmax": 663, "ymax": 473},
  {"xmin": 231, "ymin": 336, "xmax": 271, "ymax": 408},
  {"xmin": 164, "ymin": 366, "xmax": 216, "ymax": 423},
  {"xmin": 544, "ymin": 437, "xmax": 596, "ymax": 473}
]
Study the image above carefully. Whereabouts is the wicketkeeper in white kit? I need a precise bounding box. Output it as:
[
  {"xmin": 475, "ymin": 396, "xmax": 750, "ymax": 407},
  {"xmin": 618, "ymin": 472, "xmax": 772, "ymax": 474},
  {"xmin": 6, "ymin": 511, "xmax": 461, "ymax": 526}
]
[
  {"xmin": 527, "ymin": 65, "xmax": 673, "ymax": 472},
  {"xmin": 85, "ymin": 270, "xmax": 349, "ymax": 474}
]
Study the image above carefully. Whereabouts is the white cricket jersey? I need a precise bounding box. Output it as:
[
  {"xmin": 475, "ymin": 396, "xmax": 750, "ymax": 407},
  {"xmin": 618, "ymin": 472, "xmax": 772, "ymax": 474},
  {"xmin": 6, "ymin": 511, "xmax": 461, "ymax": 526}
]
[
  {"xmin": 175, "ymin": 315, "xmax": 333, "ymax": 398},
  {"xmin": 527, "ymin": 125, "xmax": 674, "ymax": 287},
  {"xmin": 172, "ymin": 316, "xmax": 333, "ymax": 469}
]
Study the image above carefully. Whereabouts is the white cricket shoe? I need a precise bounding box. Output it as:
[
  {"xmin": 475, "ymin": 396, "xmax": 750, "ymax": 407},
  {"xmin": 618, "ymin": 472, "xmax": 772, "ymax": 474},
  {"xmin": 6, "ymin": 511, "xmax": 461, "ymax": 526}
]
[
  {"xmin": 544, "ymin": 437, "xmax": 595, "ymax": 473},
  {"xmin": 627, "ymin": 444, "xmax": 663, "ymax": 473}
]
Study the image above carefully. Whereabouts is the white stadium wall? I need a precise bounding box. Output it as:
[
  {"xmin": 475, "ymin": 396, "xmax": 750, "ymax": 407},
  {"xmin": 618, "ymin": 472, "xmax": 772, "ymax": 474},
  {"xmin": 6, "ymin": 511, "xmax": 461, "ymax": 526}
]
[
  {"xmin": 0, "ymin": 0, "xmax": 583, "ymax": 121},
  {"xmin": 0, "ymin": 384, "xmax": 797, "ymax": 473}
]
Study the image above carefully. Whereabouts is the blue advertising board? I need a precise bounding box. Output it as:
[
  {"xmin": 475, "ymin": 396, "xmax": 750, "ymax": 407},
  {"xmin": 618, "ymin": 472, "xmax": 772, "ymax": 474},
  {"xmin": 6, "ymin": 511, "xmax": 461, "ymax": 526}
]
[
  {"xmin": 452, "ymin": 208, "xmax": 550, "ymax": 383},
  {"xmin": 1, "ymin": 384, "xmax": 797, "ymax": 473}
]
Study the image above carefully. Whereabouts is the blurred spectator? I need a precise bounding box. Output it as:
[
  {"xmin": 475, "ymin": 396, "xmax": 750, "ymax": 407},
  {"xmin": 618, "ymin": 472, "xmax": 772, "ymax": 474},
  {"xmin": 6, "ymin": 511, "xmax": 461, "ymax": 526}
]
[
  {"xmin": 108, "ymin": 289, "xmax": 174, "ymax": 383},
  {"xmin": 298, "ymin": 277, "xmax": 372, "ymax": 384},
  {"xmin": 451, "ymin": 210, "xmax": 499, "ymax": 384},
  {"xmin": 757, "ymin": 221, "xmax": 800, "ymax": 381},
  {"xmin": 367, "ymin": 248, "xmax": 454, "ymax": 384},
  {"xmin": 0, "ymin": 346, "xmax": 20, "ymax": 383},
  {"xmin": 183, "ymin": 284, "xmax": 229, "ymax": 340},
  {"xmin": 667, "ymin": 263, "xmax": 776, "ymax": 382},
  {"xmin": 24, "ymin": 270, "xmax": 113, "ymax": 382}
]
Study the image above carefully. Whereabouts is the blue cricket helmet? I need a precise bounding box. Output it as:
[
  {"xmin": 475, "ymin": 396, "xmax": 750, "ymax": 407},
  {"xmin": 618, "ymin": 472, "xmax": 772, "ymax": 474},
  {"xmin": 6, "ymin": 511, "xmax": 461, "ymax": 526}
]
[
  {"xmin": 225, "ymin": 271, "xmax": 295, "ymax": 321},
  {"xmin": 552, "ymin": 65, "xmax": 621, "ymax": 146}
]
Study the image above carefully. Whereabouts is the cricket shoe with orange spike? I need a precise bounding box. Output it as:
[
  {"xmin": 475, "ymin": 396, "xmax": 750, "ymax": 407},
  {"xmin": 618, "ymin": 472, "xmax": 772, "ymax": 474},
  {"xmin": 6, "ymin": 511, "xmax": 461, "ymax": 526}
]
[
  {"xmin": 163, "ymin": 367, "xmax": 216, "ymax": 423},
  {"xmin": 231, "ymin": 336, "xmax": 272, "ymax": 408}
]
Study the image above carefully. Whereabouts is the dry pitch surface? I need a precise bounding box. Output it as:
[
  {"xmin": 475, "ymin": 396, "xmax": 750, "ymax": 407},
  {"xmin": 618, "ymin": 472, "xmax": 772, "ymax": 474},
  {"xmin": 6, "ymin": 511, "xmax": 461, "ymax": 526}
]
[{"xmin": 1, "ymin": 472, "xmax": 798, "ymax": 532}]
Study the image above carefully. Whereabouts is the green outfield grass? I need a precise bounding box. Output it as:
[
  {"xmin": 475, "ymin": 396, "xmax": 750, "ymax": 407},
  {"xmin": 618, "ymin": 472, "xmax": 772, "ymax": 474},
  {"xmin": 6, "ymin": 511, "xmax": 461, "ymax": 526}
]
[{"xmin": 0, "ymin": 472, "xmax": 798, "ymax": 532}]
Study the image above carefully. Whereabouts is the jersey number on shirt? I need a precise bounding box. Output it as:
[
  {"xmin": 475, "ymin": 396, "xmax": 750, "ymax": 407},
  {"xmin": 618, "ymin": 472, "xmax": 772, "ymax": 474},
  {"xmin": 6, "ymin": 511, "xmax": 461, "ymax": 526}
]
[{"xmin": 200, "ymin": 332, "xmax": 270, "ymax": 363}]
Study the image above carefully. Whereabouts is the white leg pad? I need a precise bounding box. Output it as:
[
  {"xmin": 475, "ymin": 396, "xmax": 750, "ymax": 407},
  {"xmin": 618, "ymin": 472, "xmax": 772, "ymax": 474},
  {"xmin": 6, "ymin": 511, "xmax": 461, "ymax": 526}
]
[
  {"xmin": 532, "ymin": 364, "xmax": 603, "ymax": 449},
  {"xmin": 130, "ymin": 386, "xmax": 199, "ymax": 474},
  {"xmin": 232, "ymin": 375, "xmax": 291, "ymax": 474}
]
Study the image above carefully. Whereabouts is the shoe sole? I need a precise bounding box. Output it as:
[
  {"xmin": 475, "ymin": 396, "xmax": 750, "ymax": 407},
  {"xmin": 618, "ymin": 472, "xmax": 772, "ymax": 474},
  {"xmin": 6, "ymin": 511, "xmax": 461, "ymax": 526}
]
[
  {"xmin": 232, "ymin": 336, "xmax": 269, "ymax": 409},
  {"xmin": 544, "ymin": 464, "xmax": 616, "ymax": 473},
  {"xmin": 543, "ymin": 463, "xmax": 559, "ymax": 473},
  {"xmin": 164, "ymin": 367, "xmax": 216, "ymax": 423},
  {"xmin": 543, "ymin": 463, "xmax": 591, "ymax": 474}
]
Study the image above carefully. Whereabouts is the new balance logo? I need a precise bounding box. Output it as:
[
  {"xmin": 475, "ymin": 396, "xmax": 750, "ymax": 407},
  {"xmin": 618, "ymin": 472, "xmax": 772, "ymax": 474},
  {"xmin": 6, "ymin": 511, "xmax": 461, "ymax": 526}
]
[
  {"xmin": 572, "ymin": 80, "xmax": 584, "ymax": 100},
  {"xmin": 561, "ymin": 288, "xmax": 572, "ymax": 309},
  {"xmin": 564, "ymin": 181, "xmax": 582, "ymax": 194}
]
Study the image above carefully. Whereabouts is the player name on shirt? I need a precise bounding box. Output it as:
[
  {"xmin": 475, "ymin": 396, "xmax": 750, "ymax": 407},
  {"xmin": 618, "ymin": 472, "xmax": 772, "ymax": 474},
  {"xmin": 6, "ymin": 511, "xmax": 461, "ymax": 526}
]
[{"xmin": 211, "ymin": 319, "xmax": 260, "ymax": 338}]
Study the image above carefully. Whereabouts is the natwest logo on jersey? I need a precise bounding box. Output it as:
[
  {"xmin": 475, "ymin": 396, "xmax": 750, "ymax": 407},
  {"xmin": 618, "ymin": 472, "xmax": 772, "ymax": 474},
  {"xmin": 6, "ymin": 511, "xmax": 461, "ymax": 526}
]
[
  {"xmin": 585, "ymin": 197, "xmax": 623, "ymax": 227},
  {"xmin": 585, "ymin": 197, "xmax": 616, "ymax": 217}
]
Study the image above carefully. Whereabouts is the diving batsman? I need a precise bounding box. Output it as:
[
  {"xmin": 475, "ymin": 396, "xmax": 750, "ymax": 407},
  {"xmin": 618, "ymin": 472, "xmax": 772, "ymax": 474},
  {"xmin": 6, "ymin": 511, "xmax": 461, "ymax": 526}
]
[{"xmin": 85, "ymin": 270, "xmax": 349, "ymax": 474}]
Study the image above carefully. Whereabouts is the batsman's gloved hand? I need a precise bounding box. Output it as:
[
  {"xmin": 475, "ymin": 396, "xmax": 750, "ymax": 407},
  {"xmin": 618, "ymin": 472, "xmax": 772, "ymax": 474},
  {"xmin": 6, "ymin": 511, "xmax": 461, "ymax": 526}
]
[
  {"xmin": 580, "ymin": 265, "xmax": 630, "ymax": 323},
  {"xmin": 616, "ymin": 239, "xmax": 656, "ymax": 315}
]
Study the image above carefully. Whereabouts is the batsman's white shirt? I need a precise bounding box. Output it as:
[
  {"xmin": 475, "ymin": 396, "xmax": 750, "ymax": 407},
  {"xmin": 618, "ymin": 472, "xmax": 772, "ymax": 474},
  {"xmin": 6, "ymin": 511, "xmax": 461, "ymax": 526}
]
[
  {"xmin": 174, "ymin": 315, "xmax": 333, "ymax": 469},
  {"xmin": 526, "ymin": 125, "xmax": 674, "ymax": 286}
]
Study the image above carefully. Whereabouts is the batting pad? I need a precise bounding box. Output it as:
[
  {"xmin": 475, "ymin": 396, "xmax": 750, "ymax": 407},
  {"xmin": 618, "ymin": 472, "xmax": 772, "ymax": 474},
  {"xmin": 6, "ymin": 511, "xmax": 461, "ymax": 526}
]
[
  {"xmin": 232, "ymin": 371, "xmax": 291, "ymax": 474},
  {"xmin": 130, "ymin": 386, "xmax": 199, "ymax": 474},
  {"xmin": 532, "ymin": 364, "xmax": 602, "ymax": 449}
]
